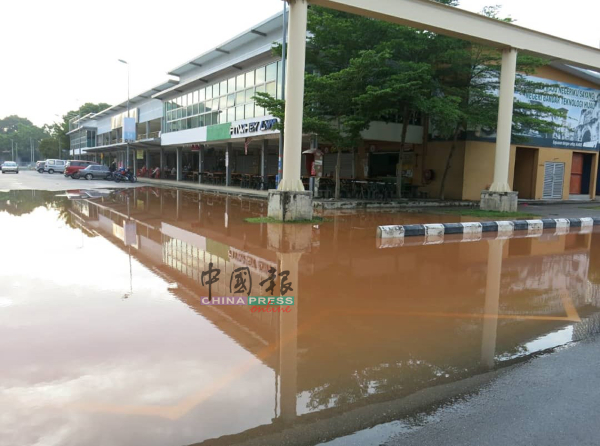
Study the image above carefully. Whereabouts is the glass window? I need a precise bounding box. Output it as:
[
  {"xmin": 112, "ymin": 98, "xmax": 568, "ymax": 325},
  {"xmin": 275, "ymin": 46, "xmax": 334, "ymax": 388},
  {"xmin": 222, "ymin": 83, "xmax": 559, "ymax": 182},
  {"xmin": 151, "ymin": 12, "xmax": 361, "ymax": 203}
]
[
  {"xmin": 255, "ymin": 105, "xmax": 265, "ymax": 117},
  {"xmin": 198, "ymin": 101, "xmax": 205, "ymax": 114},
  {"xmin": 187, "ymin": 105, "xmax": 193, "ymax": 116},
  {"xmin": 266, "ymin": 63, "xmax": 277, "ymax": 82},
  {"xmin": 227, "ymin": 94, "xmax": 235, "ymax": 108},
  {"xmin": 206, "ymin": 87, "xmax": 212, "ymax": 100},
  {"xmin": 246, "ymin": 70, "xmax": 255, "ymax": 87},
  {"xmin": 266, "ymin": 81, "xmax": 276, "ymax": 97},
  {"xmin": 236, "ymin": 105, "xmax": 245, "ymax": 121},
  {"xmin": 187, "ymin": 117, "xmax": 192, "ymax": 129},
  {"xmin": 182, "ymin": 107, "xmax": 188, "ymax": 118},
  {"xmin": 227, "ymin": 108, "xmax": 235, "ymax": 123},
  {"xmin": 213, "ymin": 83, "xmax": 219, "ymax": 98},
  {"xmin": 237, "ymin": 74, "xmax": 245, "ymax": 90},
  {"xmin": 181, "ymin": 95, "xmax": 187, "ymax": 107},
  {"xmin": 205, "ymin": 100, "xmax": 212, "ymax": 112},
  {"xmin": 193, "ymin": 90, "xmax": 198, "ymax": 104},
  {"xmin": 228, "ymin": 77, "xmax": 236, "ymax": 93},
  {"xmin": 245, "ymin": 87, "xmax": 255, "ymax": 102},
  {"xmin": 192, "ymin": 116, "xmax": 199, "ymax": 128},
  {"xmin": 255, "ymin": 66, "xmax": 265, "ymax": 85},
  {"xmin": 219, "ymin": 96, "xmax": 227, "ymax": 110},
  {"xmin": 199, "ymin": 88, "xmax": 205, "ymax": 101},
  {"xmin": 205, "ymin": 113, "xmax": 212, "ymax": 126},
  {"xmin": 245, "ymin": 103, "xmax": 254, "ymax": 119},
  {"xmin": 193, "ymin": 103, "xmax": 199, "ymax": 115},
  {"xmin": 177, "ymin": 108, "xmax": 182, "ymax": 119},
  {"xmin": 220, "ymin": 80, "xmax": 227, "ymax": 95},
  {"xmin": 255, "ymin": 84, "xmax": 265, "ymax": 94},
  {"xmin": 187, "ymin": 93, "xmax": 193, "ymax": 105},
  {"xmin": 236, "ymin": 90, "xmax": 245, "ymax": 105},
  {"xmin": 199, "ymin": 115, "xmax": 205, "ymax": 127}
]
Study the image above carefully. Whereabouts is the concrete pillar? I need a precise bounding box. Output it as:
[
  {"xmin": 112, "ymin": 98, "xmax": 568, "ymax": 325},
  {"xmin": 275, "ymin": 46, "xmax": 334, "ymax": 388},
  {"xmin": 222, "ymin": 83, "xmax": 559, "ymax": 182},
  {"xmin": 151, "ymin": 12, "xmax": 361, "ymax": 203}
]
[
  {"xmin": 490, "ymin": 48, "xmax": 518, "ymax": 193},
  {"xmin": 481, "ymin": 239, "xmax": 504, "ymax": 369},
  {"xmin": 261, "ymin": 139, "xmax": 268, "ymax": 190},
  {"xmin": 268, "ymin": 0, "xmax": 313, "ymax": 221},
  {"xmin": 226, "ymin": 143, "xmax": 232, "ymax": 187},
  {"xmin": 145, "ymin": 149, "xmax": 151, "ymax": 172},
  {"xmin": 176, "ymin": 147, "xmax": 182, "ymax": 181},
  {"xmin": 278, "ymin": 0, "xmax": 308, "ymax": 193},
  {"xmin": 279, "ymin": 251, "xmax": 302, "ymax": 421},
  {"xmin": 126, "ymin": 144, "xmax": 130, "ymax": 169},
  {"xmin": 159, "ymin": 147, "xmax": 164, "ymax": 176},
  {"xmin": 199, "ymin": 147, "xmax": 205, "ymax": 183},
  {"xmin": 145, "ymin": 121, "xmax": 150, "ymax": 139}
]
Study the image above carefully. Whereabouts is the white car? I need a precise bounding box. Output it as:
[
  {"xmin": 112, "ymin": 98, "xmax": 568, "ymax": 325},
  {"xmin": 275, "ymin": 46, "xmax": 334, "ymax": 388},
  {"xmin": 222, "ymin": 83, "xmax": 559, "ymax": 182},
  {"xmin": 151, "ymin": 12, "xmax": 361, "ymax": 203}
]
[{"xmin": 1, "ymin": 162, "xmax": 19, "ymax": 174}]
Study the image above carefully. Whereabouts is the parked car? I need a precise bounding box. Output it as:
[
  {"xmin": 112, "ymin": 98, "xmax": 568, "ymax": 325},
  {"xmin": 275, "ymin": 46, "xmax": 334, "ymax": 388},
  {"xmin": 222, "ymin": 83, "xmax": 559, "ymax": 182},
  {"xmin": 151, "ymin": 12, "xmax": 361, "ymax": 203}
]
[
  {"xmin": 65, "ymin": 160, "xmax": 97, "ymax": 179},
  {"xmin": 1, "ymin": 161, "xmax": 19, "ymax": 174},
  {"xmin": 36, "ymin": 160, "xmax": 47, "ymax": 173},
  {"xmin": 80, "ymin": 164, "xmax": 112, "ymax": 180},
  {"xmin": 43, "ymin": 159, "xmax": 66, "ymax": 174}
]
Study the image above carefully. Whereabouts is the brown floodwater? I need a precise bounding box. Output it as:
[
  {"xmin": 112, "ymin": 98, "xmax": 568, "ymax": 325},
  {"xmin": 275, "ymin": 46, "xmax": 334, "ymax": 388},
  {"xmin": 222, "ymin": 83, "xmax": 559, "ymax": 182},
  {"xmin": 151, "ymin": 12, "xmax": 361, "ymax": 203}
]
[{"xmin": 1, "ymin": 188, "xmax": 600, "ymax": 446}]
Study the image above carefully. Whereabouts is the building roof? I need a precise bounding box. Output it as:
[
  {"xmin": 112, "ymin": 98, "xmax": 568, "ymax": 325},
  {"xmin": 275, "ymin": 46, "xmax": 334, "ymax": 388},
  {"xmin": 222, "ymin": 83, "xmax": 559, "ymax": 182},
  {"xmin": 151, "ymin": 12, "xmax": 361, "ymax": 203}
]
[
  {"xmin": 89, "ymin": 79, "xmax": 179, "ymax": 121},
  {"xmin": 166, "ymin": 11, "xmax": 284, "ymax": 79},
  {"xmin": 551, "ymin": 62, "xmax": 600, "ymax": 86}
]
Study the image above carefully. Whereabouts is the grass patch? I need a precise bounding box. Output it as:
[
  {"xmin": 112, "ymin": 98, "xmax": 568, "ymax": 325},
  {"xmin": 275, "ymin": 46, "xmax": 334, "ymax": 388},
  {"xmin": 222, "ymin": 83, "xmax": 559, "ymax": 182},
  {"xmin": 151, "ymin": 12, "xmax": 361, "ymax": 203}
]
[
  {"xmin": 442, "ymin": 209, "xmax": 540, "ymax": 219},
  {"xmin": 244, "ymin": 216, "xmax": 329, "ymax": 224}
]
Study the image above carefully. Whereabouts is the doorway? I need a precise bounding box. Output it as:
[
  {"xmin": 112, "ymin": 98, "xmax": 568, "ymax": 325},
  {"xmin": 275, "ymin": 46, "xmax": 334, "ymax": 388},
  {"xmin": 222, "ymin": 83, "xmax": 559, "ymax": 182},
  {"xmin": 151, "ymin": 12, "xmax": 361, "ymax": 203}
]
[
  {"xmin": 570, "ymin": 152, "xmax": 593, "ymax": 197},
  {"xmin": 513, "ymin": 147, "xmax": 538, "ymax": 199}
]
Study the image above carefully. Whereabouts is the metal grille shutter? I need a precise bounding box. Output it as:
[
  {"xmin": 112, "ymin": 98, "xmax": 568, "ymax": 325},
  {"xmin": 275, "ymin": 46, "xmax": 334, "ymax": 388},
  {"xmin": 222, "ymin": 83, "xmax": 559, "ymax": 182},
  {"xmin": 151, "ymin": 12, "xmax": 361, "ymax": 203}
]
[
  {"xmin": 323, "ymin": 153, "xmax": 354, "ymax": 178},
  {"xmin": 542, "ymin": 162, "xmax": 564, "ymax": 199}
]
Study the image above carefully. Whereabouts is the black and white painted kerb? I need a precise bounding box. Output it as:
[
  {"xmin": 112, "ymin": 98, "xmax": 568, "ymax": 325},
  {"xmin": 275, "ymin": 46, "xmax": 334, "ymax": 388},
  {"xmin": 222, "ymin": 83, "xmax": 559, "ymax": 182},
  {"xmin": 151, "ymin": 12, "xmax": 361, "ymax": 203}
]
[{"xmin": 376, "ymin": 217, "xmax": 600, "ymax": 248}]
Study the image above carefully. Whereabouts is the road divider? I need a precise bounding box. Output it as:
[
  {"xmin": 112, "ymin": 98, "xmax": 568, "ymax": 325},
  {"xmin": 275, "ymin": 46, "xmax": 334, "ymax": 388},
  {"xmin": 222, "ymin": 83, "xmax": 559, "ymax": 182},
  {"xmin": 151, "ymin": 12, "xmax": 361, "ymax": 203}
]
[{"xmin": 376, "ymin": 217, "xmax": 600, "ymax": 248}]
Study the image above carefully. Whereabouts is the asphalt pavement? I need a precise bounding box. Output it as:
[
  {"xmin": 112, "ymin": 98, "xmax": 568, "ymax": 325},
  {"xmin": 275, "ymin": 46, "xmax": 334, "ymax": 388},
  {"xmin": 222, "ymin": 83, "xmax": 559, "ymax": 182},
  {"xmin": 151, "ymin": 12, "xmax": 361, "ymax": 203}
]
[
  {"xmin": 0, "ymin": 169, "xmax": 142, "ymax": 191},
  {"xmin": 382, "ymin": 335, "xmax": 600, "ymax": 446}
]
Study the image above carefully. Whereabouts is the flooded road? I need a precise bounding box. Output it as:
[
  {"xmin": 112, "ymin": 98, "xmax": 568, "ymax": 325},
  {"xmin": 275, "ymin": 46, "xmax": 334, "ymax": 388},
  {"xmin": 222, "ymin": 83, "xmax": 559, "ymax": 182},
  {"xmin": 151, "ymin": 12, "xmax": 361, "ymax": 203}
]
[{"xmin": 1, "ymin": 188, "xmax": 600, "ymax": 446}]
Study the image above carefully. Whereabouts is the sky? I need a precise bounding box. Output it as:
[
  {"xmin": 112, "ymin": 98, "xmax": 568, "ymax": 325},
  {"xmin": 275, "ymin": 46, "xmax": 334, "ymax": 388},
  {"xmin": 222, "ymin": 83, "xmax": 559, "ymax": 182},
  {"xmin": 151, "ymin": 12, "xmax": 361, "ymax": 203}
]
[{"xmin": 0, "ymin": 0, "xmax": 598, "ymax": 128}]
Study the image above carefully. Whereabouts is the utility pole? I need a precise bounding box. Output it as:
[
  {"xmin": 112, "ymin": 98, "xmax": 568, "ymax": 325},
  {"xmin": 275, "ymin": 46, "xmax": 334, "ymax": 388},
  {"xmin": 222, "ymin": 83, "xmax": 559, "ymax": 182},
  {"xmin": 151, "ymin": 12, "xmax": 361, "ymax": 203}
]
[{"xmin": 119, "ymin": 59, "xmax": 130, "ymax": 168}]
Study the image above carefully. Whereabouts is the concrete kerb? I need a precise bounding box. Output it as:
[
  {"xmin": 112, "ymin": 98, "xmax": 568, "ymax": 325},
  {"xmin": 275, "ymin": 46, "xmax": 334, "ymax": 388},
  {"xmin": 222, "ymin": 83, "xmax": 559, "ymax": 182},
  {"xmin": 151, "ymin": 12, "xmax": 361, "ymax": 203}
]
[{"xmin": 376, "ymin": 217, "xmax": 599, "ymax": 246}]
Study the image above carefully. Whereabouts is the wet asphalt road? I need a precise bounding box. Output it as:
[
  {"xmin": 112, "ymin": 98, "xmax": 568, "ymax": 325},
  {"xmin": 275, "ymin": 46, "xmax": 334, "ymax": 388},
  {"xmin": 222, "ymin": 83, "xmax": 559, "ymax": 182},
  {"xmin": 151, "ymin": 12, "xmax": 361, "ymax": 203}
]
[
  {"xmin": 0, "ymin": 169, "xmax": 141, "ymax": 191},
  {"xmin": 385, "ymin": 335, "xmax": 600, "ymax": 446}
]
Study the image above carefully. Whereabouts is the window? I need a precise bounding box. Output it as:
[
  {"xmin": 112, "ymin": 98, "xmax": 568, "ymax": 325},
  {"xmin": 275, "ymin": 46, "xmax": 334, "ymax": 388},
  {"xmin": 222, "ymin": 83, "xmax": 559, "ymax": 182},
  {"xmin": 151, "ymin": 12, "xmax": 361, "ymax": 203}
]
[
  {"xmin": 245, "ymin": 87, "xmax": 255, "ymax": 102},
  {"xmin": 219, "ymin": 96, "xmax": 227, "ymax": 110},
  {"xmin": 236, "ymin": 105, "xmax": 245, "ymax": 120},
  {"xmin": 213, "ymin": 83, "xmax": 219, "ymax": 98},
  {"xmin": 220, "ymin": 80, "xmax": 227, "ymax": 95},
  {"xmin": 237, "ymin": 74, "xmax": 245, "ymax": 90},
  {"xmin": 192, "ymin": 90, "xmax": 198, "ymax": 104},
  {"xmin": 255, "ymin": 66, "xmax": 265, "ymax": 85},
  {"xmin": 246, "ymin": 71, "xmax": 255, "ymax": 87},
  {"xmin": 227, "ymin": 108, "xmax": 235, "ymax": 123},
  {"xmin": 266, "ymin": 63, "xmax": 277, "ymax": 82},
  {"xmin": 266, "ymin": 81, "xmax": 276, "ymax": 97},
  {"xmin": 228, "ymin": 77, "xmax": 236, "ymax": 93},
  {"xmin": 199, "ymin": 88, "xmax": 205, "ymax": 101},
  {"xmin": 245, "ymin": 103, "xmax": 254, "ymax": 119},
  {"xmin": 227, "ymin": 94, "xmax": 235, "ymax": 108},
  {"xmin": 236, "ymin": 90, "xmax": 245, "ymax": 105},
  {"xmin": 206, "ymin": 87, "xmax": 213, "ymax": 100}
]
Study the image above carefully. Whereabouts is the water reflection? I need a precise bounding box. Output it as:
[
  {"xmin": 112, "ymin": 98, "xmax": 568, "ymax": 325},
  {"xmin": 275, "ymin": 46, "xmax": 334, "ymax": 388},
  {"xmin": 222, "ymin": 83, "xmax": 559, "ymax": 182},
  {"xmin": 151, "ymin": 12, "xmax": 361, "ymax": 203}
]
[{"xmin": 1, "ymin": 188, "xmax": 600, "ymax": 445}]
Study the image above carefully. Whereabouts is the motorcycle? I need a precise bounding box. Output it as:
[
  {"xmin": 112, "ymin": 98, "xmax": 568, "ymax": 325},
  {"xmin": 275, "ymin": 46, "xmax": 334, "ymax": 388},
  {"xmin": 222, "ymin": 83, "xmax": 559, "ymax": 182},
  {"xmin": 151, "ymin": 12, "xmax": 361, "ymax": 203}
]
[{"xmin": 113, "ymin": 168, "xmax": 137, "ymax": 183}]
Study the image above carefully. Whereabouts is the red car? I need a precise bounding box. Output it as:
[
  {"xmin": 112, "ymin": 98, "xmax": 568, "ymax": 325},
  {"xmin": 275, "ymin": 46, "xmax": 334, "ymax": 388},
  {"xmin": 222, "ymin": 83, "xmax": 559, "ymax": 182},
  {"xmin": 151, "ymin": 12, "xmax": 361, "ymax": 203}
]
[{"xmin": 64, "ymin": 160, "xmax": 97, "ymax": 179}]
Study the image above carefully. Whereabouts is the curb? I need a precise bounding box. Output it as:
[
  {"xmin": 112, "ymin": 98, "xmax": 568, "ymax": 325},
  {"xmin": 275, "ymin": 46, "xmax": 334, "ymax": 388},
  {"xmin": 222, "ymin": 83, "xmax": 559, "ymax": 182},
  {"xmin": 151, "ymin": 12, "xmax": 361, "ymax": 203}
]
[{"xmin": 377, "ymin": 217, "xmax": 600, "ymax": 240}]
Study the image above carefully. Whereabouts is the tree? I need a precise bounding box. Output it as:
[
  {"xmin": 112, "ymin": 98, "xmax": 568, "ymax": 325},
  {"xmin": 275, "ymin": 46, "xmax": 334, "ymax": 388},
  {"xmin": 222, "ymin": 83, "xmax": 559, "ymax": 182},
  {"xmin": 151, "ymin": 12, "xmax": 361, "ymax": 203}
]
[{"xmin": 431, "ymin": 6, "xmax": 564, "ymax": 199}]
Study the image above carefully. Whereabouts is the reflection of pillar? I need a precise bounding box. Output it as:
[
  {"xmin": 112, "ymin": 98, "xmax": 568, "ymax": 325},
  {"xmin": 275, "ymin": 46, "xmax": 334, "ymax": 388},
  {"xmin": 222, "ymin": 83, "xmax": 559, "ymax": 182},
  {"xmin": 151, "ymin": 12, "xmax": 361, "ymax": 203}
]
[
  {"xmin": 176, "ymin": 189, "xmax": 182, "ymax": 220},
  {"xmin": 198, "ymin": 193, "xmax": 202, "ymax": 220},
  {"xmin": 261, "ymin": 139, "xmax": 268, "ymax": 190},
  {"xmin": 481, "ymin": 239, "xmax": 505, "ymax": 369},
  {"xmin": 226, "ymin": 143, "xmax": 232, "ymax": 187},
  {"xmin": 224, "ymin": 196, "xmax": 230, "ymax": 229},
  {"xmin": 279, "ymin": 251, "xmax": 302, "ymax": 421},
  {"xmin": 176, "ymin": 147, "xmax": 183, "ymax": 181},
  {"xmin": 489, "ymin": 48, "xmax": 517, "ymax": 193},
  {"xmin": 160, "ymin": 190, "xmax": 164, "ymax": 215},
  {"xmin": 278, "ymin": 0, "xmax": 307, "ymax": 192}
]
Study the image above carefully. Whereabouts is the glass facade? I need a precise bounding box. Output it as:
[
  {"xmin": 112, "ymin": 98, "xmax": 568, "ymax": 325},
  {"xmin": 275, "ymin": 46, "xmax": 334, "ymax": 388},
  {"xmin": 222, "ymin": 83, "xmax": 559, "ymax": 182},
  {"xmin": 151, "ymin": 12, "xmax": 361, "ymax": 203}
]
[
  {"xmin": 70, "ymin": 130, "xmax": 96, "ymax": 150},
  {"xmin": 163, "ymin": 61, "xmax": 282, "ymax": 134}
]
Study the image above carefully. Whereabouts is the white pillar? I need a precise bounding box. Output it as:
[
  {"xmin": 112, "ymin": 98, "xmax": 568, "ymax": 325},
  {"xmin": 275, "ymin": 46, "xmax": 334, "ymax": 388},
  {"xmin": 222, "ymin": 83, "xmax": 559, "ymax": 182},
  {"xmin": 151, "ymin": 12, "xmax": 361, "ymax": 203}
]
[
  {"xmin": 159, "ymin": 147, "xmax": 164, "ymax": 176},
  {"xmin": 278, "ymin": 0, "xmax": 308, "ymax": 192},
  {"xmin": 489, "ymin": 48, "xmax": 518, "ymax": 193},
  {"xmin": 226, "ymin": 143, "xmax": 232, "ymax": 187},
  {"xmin": 481, "ymin": 239, "xmax": 504, "ymax": 369}
]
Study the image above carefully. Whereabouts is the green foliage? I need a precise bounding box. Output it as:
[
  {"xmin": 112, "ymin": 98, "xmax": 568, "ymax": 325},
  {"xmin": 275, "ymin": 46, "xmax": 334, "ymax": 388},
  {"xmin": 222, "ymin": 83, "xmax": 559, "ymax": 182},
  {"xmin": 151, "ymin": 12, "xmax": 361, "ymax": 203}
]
[{"xmin": 0, "ymin": 115, "xmax": 49, "ymax": 163}]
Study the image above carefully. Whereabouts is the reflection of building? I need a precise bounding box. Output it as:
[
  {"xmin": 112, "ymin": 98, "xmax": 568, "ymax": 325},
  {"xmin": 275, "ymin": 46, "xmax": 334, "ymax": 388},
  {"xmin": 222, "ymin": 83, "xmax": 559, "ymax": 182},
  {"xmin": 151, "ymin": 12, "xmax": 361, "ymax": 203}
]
[{"xmin": 64, "ymin": 193, "xmax": 600, "ymax": 445}]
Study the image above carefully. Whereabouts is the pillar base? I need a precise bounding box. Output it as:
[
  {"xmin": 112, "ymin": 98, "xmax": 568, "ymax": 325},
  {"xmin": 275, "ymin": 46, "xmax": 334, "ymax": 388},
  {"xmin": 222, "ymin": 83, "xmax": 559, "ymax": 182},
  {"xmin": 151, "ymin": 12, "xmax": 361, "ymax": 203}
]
[
  {"xmin": 268, "ymin": 190, "xmax": 313, "ymax": 221},
  {"xmin": 480, "ymin": 190, "xmax": 518, "ymax": 213}
]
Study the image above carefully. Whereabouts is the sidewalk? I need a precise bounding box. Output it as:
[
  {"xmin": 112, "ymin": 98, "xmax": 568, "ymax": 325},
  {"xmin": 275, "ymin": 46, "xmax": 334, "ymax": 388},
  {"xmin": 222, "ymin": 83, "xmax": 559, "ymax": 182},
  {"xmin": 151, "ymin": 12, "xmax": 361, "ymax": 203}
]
[{"xmin": 137, "ymin": 177, "xmax": 268, "ymax": 199}]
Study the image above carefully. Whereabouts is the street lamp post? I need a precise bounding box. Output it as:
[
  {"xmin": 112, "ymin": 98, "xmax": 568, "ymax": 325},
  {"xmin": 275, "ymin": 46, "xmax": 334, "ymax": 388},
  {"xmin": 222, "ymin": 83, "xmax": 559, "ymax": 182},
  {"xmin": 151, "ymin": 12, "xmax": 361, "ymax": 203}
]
[
  {"xmin": 118, "ymin": 59, "xmax": 130, "ymax": 169},
  {"xmin": 278, "ymin": 1, "xmax": 288, "ymax": 187},
  {"xmin": 54, "ymin": 114, "xmax": 62, "ymax": 159}
]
